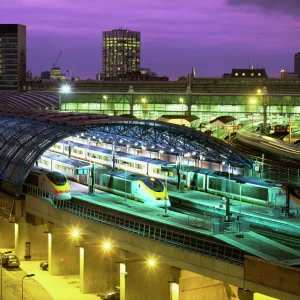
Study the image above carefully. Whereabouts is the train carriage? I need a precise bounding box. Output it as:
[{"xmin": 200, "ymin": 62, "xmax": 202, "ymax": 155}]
[{"xmin": 99, "ymin": 170, "xmax": 170, "ymax": 207}]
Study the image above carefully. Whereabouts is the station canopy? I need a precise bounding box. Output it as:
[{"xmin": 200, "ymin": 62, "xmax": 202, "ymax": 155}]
[{"xmin": 0, "ymin": 107, "xmax": 252, "ymax": 196}]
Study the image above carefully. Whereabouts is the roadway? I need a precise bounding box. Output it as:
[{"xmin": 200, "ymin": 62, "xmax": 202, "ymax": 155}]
[{"xmin": 0, "ymin": 248, "xmax": 100, "ymax": 300}]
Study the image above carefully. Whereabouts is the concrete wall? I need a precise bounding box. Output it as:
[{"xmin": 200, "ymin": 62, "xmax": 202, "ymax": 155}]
[
  {"xmin": 80, "ymin": 244, "xmax": 119, "ymax": 294},
  {"xmin": 0, "ymin": 217, "xmax": 14, "ymax": 248},
  {"xmin": 179, "ymin": 270, "xmax": 237, "ymax": 300},
  {"xmin": 126, "ymin": 262, "xmax": 171, "ymax": 300}
]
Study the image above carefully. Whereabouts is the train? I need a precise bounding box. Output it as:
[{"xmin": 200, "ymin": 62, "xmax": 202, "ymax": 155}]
[
  {"xmin": 37, "ymin": 152, "xmax": 170, "ymax": 207},
  {"xmin": 23, "ymin": 166, "xmax": 71, "ymax": 200},
  {"xmin": 186, "ymin": 168, "xmax": 300, "ymax": 207},
  {"xmin": 274, "ymin": 124, "xmax": 291, "ymax": 134},
  {"xmin": 100, "ymin": 170, "xmax": 170, "ymax": 207},
  {"xmin": 46, "ymin": 140, "xmax": 300, "ymax": 208}
]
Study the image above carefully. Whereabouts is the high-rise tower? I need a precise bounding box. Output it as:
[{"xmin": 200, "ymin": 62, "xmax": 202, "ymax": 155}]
[
  {"xmin": 102, "ymin": 29, "xmax": 140, "ymax": 79},
  {"xmin": 0, "ymin": 24, "xmax": 26, "ymax": 91},
  {"xmin": 294, "ymin": 52, "xmax": 300, "ymax": 74}
]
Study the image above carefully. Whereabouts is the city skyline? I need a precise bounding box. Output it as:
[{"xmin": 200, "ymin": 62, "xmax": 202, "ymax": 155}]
[{"xmin": 1, "ymin": 0, "xmax": 300, "ymax": 79}]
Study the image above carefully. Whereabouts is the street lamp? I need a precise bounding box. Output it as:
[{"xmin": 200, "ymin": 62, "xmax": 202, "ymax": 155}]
[
  {"xmin": 0, "ymin": 251, "xmax": 12, "ymax": 300},
  {"xmin": 22, "ymin": 274, "xmax": 35, "ymax": 300}
]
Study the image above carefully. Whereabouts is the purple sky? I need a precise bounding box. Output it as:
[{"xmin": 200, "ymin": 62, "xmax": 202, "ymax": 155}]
[{"xmin": 1, "ymin": 0, "xmax": 300, "ymax": 79}]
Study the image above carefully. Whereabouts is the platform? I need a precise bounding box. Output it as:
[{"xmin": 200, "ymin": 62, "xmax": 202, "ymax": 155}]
[{"xmin": 70, "ymin": 181, "xmax": 300, "ymax": 265}]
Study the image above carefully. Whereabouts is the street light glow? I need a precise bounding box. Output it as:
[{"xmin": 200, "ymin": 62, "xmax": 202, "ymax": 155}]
[
  {"xmin": 141, "ymin": 98, "xmax": 147, "ymax": 104},
  {"xmin": 148, "ymin": 259, "xmax": 156, "ymax": 267},
  {"xmin": 72, "ymin": 229, "xmax": 79, "ymax": 238},
  {"xmin": 257, "ymin": 89, "xmax": 262, "ymax": 94},
  {"xmin": 61, "ymin": 85, "xmax": 71, "ymax": 93},
  {"xmin": 250, "ymin": 98, "xmax": 257, "ymax": 104},
  {"xmin": 103, "ymin": 242, "xmax": 111, "ymax": 250},
  {"xmin": 179, "ymin": 97, "xmax": 184, "ymax": 103}
]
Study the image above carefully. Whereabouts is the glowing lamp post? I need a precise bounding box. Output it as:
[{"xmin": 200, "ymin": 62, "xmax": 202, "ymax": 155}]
[{"xmin": 22, "ymin": 274, "xmax": 35, "ymax": 300}]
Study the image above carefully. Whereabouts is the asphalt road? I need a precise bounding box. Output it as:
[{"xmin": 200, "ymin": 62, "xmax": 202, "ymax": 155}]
[{"xmin": 2, "ymin": 265, "xmax": 53, "ymax": 300}]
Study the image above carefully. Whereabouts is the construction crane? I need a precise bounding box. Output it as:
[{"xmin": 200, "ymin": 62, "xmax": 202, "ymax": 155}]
[{"xmin": 52, "ymin": 51, "xmax": 62, "ymax": 68}]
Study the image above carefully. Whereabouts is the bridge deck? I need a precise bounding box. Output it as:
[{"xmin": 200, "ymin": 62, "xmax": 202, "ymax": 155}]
[{"xmin": 70, "ymin": 181, "xmax": 300, "ymax": 265}]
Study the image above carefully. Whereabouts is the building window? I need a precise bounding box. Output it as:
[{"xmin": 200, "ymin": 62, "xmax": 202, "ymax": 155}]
[
  {"xmin": 235, "ymin": 73, "xmax": 238, "ymax": 76},
  {"xmin": 242, "ymin": 73, "xmax": 245, "ymax": 76},
  {"xmin": 251, "ymin": 73, "xmax": 254, "ymax": 76},
  {"xmin": 258, "ymin": 73, "xmax": 261, "ymax": 76}
]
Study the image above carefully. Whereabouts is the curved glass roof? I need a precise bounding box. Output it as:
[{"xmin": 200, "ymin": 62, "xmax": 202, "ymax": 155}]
[{"xmin": 0, "ymin": 109, "xmax": 252, "ymax": 196}]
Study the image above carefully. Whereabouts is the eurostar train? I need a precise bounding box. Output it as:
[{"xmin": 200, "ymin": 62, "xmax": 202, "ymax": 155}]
[
  {"xmin": 38, "ymin": 152, "xmax": 169, "ymax": 207},
  {"xmin": 99, "ymin": 170, "xmax": 170, "ymax": 207},
  {"xmin": 24, "ymin": 167, "xmax": 71, "ymax": 200},
  {"xmin": 186, "ymin": 168, "xmax": 300, "ymax": 207},
  {"xmin": 48, "ymin": 140, "xmax": 300, "ymax": 207}
]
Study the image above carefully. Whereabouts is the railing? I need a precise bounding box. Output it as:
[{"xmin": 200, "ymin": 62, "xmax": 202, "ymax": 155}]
[
  {"xmin": 24, "ymin": 184, "xmax": 245, "ymax": 264},
  {"xmin": 55, "ymin": 199, "xmax": 245, "ymax": 264}
]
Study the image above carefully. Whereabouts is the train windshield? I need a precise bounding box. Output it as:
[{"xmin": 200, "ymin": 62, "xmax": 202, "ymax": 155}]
[
  {"xmin": 47, "ymin": 172, "xmax": 67, "ymax": 186},
  {"xmin": 290, "ymin": 186, "xmax": 300, "ymax": 199},
  {"xmin": 143, "ymin": 178, "xmax": 164, "ymax": 192}
]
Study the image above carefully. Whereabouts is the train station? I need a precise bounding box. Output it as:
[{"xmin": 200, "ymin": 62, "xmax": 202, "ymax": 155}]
[{"xmin": 0, "ymin": 80, "xmax": 300, "ymax": 300}]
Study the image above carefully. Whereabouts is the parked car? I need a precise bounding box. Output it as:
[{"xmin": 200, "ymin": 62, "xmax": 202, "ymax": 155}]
[
  {"xmin": 40, "ymin": 262, "xmax": 48, "ymax": 270},
  {"xmin": 100, "ymin": 286, "xmax": 120, "ymax": 300},
  {"xmin": 1, "ymin": 254, "xmax": 20, "ymax": 268}
]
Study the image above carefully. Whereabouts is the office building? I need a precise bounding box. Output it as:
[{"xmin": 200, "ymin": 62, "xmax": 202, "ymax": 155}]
[
  {"xmin": 26, "ymin": 70, "xmax": 32, "ymax": 81},
  {"xmin": 0, "ymin": 24, "xmax": 26, "ymax": 91},
  {"xmin": 102, "ymin": 29, "xmax": 140, "ymax": 79},
  {"xmin": 41, "ymin": 71, "xmax": 50, "ymax": 80},
  {"xmin": 294, "ymin": 52, "xmax": 300, "ymax": 74},
  {"xmin": 230, "ymin": 66, "xmax": 267, "ymax": 78}
]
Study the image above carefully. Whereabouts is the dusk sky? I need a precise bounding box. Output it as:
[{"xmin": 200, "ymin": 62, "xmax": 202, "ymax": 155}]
[{"xmin": 1, "ymin": 0, "xmax": 300, "ymax": 79}]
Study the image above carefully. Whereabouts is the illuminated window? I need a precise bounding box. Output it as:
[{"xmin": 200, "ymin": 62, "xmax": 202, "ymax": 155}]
[
  {"xmin": 251, "ymin": 73, "xmax": 254, "ymax": 76},
  {"xmin": 242, "ymin": 73, "xmax": 245, "ymax": 76},
  {"xmin": 235, "ymin": 73, "xmax": 238, "ymax": 76},
  {"xmin": 258, "ymin": 73, "xmax": 261, "ymax": 76}
]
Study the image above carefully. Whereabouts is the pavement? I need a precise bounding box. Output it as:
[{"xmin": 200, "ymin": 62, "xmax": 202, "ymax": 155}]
[{"xmin": 0, "ymin": 249, "xmax": 99, "ymax": 300}]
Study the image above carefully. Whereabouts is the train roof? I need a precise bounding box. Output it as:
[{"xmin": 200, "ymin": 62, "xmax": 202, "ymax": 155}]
[
  {"xmin": 105, "ymin": 170, "xmax": 158, "ymax": 182},
  {"xmin": 58, "ymin": 140, "xmax": 172, "ymax": 165},
  {"xmin": 231, "ymin": 175, "xmax": 286, "ymax": 188},
  {"xmin": 30, "ymin": 166, "xmax": 65, "ymax": 176},
  {"xmin": 42, "ymin": 151, "xmax": 90, "ymax": 168}
]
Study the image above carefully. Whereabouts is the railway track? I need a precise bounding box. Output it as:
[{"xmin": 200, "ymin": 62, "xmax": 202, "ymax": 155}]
[
  {"xmin": 171, "ymin": 200, "xmax": 300, "ymax": 250},
  {"xmin": 233, "ymin": 139, "xmax": 300, "ymax": 172}
]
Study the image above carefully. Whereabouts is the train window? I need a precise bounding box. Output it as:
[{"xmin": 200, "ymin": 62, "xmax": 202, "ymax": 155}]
[
  {"xmin": 143, "ymin": 179, "xmax": 164, "ymax": 192},
  {"xmin": 47, "ymin": 172, "xmax": 67, "ymax": 186}
]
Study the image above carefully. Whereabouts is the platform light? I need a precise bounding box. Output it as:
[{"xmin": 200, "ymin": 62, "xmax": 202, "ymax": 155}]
[
  {"xmin": 126, "ymin": 144, "xmax": 130, "ymax": 148},
  {"xmin": 141, "ymin": 145, "xmax": 146, "ymax": 150},
  {"xmin": 159, "ymin": 150, "xmax": 164, "ymax": 154},
  {"xmin": 151, "ymin": 145, "xmax": 155, "ymax": 149},
  {"xmin": 61, "ymin": 85, "xmax": 71, "ymax": 93},
  {"xmin": 250, "ymin": 98, "xmax": 257, "ymax": 104},
  {"xmin": 179, "ymin": 97, "xmax": 184, "ymax": 103},
  {"xmin": 141, "ymin": 98, "xmax": 147, "ymax": 104},
  {"xmin": 170, "ymin": 148, "xmax": 174, "ymax": 152},
  {"xmin": 103, "ymin": 95, "xmax": 108, "ymax": 100},
  {"xmin": 257, "ymin": 89, "xmax": 262, "ymax": 94},
  {"xmin": 92, "ymin": 135, "xmax": 96, "ymax": 139},
  {"xmin": 134, "ymin": 142, "xmax": 138, "ymax": 146},
  {"xmin": 192, "ymin": 151, "xmax": 196, "ymax": 156}
]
